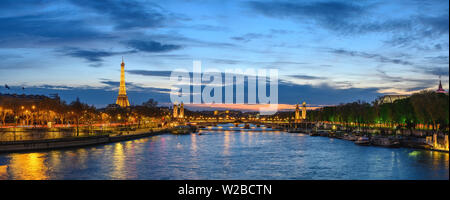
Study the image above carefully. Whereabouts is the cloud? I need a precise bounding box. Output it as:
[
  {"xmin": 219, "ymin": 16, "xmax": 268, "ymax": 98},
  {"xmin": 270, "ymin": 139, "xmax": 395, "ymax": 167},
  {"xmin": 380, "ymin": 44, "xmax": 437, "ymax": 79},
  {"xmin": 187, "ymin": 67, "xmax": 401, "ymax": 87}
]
[
  {"xmin": 58, "ymin": 47, "xmax": 135, "ymax": 67},
  {"xmin": 184, "ymin": 24, "xmax": 228, "ymax": 32},
  {"xmin": 231, "ymin": 33, "xmax": 272, "ymax": 43},
  {"xmin": 406, "ymin": 86, "xmax": 431, "ymax": 92},
  {"xmin": 127, "ymin": 70, "xmax": 172, "ymax": 77},
  {"xmin": 125, "ymin": 40, "xmax": 182, "ymax": 53},
  {"xmin": 0, "ymin": 0, "xmax": 51, "ymax": 12},
  {"xmin": 277, "ymin": 81, "xmax": 384, "ymax": 105},
  {"xmin": 247, "ymin": 1, "xmax": 365, "ymax": 32},
  {"xmin": 248, "ymin": 1, "xmax": 449, "ymax": 48},
  {"xmin": 211, "ymin": 59, "xmax": 240, "ymax": 65},
  {"xmin": 423, "ymin": 66, "xmax": 449, "ymax": 76},
  {"xmin": 68, "ymin": 0, "xmax": 168, "ymax": 30},
  {"xmin": 425, "ymin": 56, "xmax": 449, "ymax": 65},
  {"xmin": 376, "ymin": 68, "xmax": 438, "ymax": 89},
  {"xmin": 382, "ymin": 15, "xmax": 449, "ymax": 48},
  {"xmin": 418, "ymin": 15, "xmax": 449, "ymax": 36},
  {"xmin": 99, "ymin": 79, "xmax": 170, "ymax": 92},
  {"xmin": 0, "ymin": 13, "xmax": 109, "ymax": 47},
  {"xmin": 330, "ymin": 49, "xmax": 414, "ymax": 66},
  {"xmin": 288, "ymin": 75, "xmax": 323, "ymax": 80}
]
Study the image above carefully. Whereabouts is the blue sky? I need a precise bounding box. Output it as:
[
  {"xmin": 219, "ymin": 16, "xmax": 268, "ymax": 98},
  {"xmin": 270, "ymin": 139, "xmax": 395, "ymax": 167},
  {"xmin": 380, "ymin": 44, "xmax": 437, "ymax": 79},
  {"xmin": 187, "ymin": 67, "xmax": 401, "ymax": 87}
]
[{"xmin": 0, "ymin": 0, "xmax": 448, "ymax": 108}]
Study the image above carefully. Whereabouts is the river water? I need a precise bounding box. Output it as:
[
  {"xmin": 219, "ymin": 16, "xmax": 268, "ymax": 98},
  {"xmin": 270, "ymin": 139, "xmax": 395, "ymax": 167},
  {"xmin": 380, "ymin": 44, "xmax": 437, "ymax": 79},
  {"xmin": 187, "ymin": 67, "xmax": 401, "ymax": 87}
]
[{"xmin": 0, "ymin": 126, "xmax": 448, "ymax": 180}]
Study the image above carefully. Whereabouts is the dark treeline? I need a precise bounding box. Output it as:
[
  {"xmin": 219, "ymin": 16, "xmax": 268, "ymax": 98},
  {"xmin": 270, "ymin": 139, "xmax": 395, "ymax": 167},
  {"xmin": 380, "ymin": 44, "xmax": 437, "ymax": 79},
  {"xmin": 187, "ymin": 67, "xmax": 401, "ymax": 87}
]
[{"xmin": 308, "ymin": 91, "xmax": 449, "ymax": 132}]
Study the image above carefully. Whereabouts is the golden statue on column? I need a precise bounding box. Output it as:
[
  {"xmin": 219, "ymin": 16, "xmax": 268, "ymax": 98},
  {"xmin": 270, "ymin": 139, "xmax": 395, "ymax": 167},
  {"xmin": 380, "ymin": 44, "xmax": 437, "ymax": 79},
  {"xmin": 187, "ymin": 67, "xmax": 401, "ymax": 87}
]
[
  {"xmin": 179, "ymin": 102, "xmax": 184, "ymax": 119},
  {"xmin": 173, "ymin": 103, "xmax": 179, "ymax": 118},
  {"xmin": 295, "ymin": 103, "xmax": 300, "ymax": 122},
  {"xmin": 302, "ymin": 102, "xmax": 307, "ymax": 120}
]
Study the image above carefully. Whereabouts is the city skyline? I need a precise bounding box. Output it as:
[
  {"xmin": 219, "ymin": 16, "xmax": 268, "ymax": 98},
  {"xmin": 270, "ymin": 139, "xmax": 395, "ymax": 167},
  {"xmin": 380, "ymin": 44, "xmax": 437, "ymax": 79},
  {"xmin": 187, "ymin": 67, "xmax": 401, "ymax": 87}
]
[{"xmin": 0, "ymin": 0, "xmax": 448, "ymax": 109}]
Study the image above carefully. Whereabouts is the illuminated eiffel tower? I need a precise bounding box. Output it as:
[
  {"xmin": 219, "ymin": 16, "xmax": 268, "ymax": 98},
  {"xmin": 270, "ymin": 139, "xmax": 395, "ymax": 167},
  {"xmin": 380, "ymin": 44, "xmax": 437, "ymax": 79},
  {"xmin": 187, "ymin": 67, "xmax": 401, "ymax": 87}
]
[{"xmin": 116, "ymin": 57, "xmax": 130, "ymax": 107}]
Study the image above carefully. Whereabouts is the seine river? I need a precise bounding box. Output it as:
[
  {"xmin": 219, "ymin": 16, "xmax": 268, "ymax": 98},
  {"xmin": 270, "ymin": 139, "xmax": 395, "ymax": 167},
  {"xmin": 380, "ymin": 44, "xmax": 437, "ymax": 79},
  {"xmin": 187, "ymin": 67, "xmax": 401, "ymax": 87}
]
[{"xmin": 0, "ymin": 126, "xmax": 448, "ymax": 180}]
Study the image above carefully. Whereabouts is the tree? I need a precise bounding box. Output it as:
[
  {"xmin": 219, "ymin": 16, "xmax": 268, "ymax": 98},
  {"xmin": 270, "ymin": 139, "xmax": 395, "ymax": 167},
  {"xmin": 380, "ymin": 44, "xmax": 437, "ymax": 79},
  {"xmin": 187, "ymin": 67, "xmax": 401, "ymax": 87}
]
[
  {"xmin": 0, "ymin": 97, "xmax": 13, "ymax": 125},
  {"xmin": 70, "ymin": 98, "xmax": 91, "ymax": 136},
  {"xmin": 142, "ymin": 99, "xmax": 158, "ymax": 108}
]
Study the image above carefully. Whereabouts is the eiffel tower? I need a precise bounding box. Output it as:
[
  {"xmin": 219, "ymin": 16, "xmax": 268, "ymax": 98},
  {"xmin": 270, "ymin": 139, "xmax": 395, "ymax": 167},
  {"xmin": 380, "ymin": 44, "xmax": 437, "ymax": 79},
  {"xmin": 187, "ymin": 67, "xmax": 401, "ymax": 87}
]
[{"xmin": 116, "ymin": 57, "xmax": 130, "ymax": 107}]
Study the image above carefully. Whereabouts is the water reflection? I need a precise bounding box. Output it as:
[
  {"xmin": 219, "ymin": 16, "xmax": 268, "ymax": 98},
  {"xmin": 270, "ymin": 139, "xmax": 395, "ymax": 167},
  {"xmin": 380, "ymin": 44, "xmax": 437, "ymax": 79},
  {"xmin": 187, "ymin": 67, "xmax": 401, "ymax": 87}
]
[
  {"xmin": 111, "ymin": 143, "xmax": 125, "ymax": 179},
  {"xmin": 0, "ymin": 131, "xmax": 100, "ymax": 141},
  {"xmin": 191, "ymin": 133, "xmax": 197, "ymax": 154},
  {"xmin": 0, "ymin": 131, "xmax": 448, "ymax": 180},
  {"xmin": 7, "ymin": 153, "xmax": 48, "ymax": 180},
  {"xmin": 223, "ymin": 131, "xmax": 230, "ymax": 156}
]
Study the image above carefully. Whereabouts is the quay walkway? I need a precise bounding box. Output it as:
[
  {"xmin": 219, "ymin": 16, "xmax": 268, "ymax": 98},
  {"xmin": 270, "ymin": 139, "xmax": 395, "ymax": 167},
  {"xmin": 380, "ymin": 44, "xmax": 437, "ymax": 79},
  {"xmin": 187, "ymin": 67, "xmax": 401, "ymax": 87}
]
[{"xmin": 0, "ymin": 128, "xmax": 168, "ymax": 153}]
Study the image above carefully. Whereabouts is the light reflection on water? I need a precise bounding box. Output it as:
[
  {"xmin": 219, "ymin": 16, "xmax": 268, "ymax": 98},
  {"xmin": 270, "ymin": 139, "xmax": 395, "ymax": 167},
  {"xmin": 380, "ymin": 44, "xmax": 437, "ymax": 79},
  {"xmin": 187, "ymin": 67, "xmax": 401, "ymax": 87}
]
[{"xmin": 0, "ymin": 131, "xmax": 448, "ymax": 180}]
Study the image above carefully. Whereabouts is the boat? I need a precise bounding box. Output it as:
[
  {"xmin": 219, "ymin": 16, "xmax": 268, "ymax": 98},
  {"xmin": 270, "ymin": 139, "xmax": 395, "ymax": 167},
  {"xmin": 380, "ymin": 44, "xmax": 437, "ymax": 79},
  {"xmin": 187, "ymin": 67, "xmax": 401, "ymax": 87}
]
[
  {"xmin": 244, "ymin": 124, "xmax": 250, "ymax": 129},
  {"xmin": 328, "ymin": 131, "xmax": 336, "ymax": 138},
  {"xmin": 288, "ymin": 128, "xmax": 300, "ymax": 133},
  {"xmin": 371, "ymin": 137, "xmax": 400, "ymax": 148},
  {"xmin": 170, "ymin": 126, "xmax": 192, "ymax": 134},
  {"xmin": 319, "ymin": 131, "xmax": 328, "ymax": 137},
  {"xmin": 309, "ymin": 132, "xmax": 320, "ymax": 136},
  {"xmin": 355, "ymin": 136, "xmax": 370, "ymax": 146},
  {"xmin": 400, "ymin": 138, "xmax": 432, "ymax": 149},
  {"xmin": 188, "ymin": 125, "xmax": 198, "ymax": 133},
  {"xmin": 343, "ymin": 134, "xmax": 358, "ymax": 141}
]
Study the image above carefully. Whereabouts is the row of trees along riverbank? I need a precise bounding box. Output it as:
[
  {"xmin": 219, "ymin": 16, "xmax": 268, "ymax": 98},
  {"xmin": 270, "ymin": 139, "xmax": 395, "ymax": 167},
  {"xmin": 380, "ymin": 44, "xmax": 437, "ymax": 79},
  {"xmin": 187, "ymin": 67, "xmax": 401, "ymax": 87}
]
[
  {"xmin": 307, "ymin": 91, "xmax": 449, "ymax": 134},
  {"xmin": 0, "ymin": 94, "xmax": 169, "ymax": 130}
]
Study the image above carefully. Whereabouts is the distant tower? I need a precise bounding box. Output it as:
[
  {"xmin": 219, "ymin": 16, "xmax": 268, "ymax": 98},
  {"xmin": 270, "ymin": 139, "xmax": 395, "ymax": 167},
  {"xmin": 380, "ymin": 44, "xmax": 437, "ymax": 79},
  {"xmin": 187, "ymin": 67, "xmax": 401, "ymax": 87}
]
[
  {"xmin": 436, "ymin": 76, "xmax": 447, "ymax": 94},
  {"xmin": 116, "ymin": 57, "xmax": 130, "ymax": 107},
  {"xmin": 179, "ymin": 102, "xmax": 184, "ymax": 119},
  {"xmin": 173, "ymin": 103, "xmax": 179, "ymax": 118},
  {"xmin": 295, "ymin": 103, "xmax": 300, "ymax": 121},
  {"xmin": 302, "ymin": 102, "xmax": 307, "ymax": 120}
]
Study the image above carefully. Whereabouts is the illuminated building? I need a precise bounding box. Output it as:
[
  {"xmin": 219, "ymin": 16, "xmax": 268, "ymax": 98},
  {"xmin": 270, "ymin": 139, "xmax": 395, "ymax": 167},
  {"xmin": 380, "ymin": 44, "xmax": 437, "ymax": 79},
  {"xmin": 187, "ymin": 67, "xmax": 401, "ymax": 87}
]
[
  {"xmin": 115, "ymin": 58, "xmax": 130, "ymax": 107},
  {"xmin": 436, "ymin": 76, "xmax": 447, "ymax": 94},
  {"xmin": 294, "ymin": 103, "xmax": 300, "ymax": 122}
]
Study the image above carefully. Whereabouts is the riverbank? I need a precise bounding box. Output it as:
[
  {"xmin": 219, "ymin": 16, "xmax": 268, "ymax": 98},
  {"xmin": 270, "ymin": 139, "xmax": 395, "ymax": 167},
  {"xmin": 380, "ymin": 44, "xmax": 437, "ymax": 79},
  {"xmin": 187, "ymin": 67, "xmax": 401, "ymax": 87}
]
[
  {"xmin": 287, "ymin": 127, "xmax": 449, "ymax": 153},
  {"xmin": 0, "ymin": 128, "xmax": 169, "ymax": 153}
]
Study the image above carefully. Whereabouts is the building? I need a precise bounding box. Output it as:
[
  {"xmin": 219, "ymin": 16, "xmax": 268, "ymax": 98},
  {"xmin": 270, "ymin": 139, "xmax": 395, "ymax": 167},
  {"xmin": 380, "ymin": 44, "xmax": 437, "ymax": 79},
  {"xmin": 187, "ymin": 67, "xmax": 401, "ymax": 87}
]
[
  {"xmin": 376, "ymin": 95, "xmax": 409, "ymax": 104},
  {"xmin": 436, "ymin": 77, "xmax": 447, "ymax": 94},
  {"xmin": 115, "ymin": 58, "xmax": 130, "ymax": 107}
]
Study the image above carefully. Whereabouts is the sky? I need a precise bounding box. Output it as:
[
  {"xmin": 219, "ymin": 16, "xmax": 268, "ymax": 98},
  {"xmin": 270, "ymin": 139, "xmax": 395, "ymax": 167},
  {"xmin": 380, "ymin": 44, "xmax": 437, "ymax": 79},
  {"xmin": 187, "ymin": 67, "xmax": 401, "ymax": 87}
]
[{"xmin": 0, "ymin": 0, "xmax": 448, "ymax": 110}]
